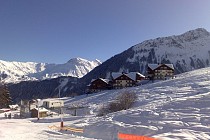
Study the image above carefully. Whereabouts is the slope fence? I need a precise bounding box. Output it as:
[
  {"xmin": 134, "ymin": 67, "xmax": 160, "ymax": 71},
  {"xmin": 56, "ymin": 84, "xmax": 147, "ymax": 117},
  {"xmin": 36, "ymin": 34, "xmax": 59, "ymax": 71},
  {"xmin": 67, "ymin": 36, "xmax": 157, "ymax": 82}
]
[{"xmin": 48, "ymin": 125, "xmax": 84, "ymax": 133}]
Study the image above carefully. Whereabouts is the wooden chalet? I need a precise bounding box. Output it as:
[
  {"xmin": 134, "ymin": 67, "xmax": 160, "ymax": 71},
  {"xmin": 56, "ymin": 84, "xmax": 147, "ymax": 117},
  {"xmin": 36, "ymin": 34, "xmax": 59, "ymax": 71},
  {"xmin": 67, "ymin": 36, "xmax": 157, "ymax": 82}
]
[
  {"xmin": 87, "ymin": 78, "xmax": 112, "ymax": 93},
  {"xmin": 147, "ymin": 64, "xmax": 174, "ymax": 80},
  {"xmin": 111, "ymin": 72, "xmax": 145, "ymax": 89}
]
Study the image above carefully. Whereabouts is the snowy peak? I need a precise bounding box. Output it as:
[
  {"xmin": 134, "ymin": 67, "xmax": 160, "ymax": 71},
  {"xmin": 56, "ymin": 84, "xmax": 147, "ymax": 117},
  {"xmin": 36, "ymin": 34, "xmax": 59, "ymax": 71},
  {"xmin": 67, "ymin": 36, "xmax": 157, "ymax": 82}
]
[
  {"xmin": 67, "ymin": 57, "xmax": 87, "ymax": 63},
  {"xmin": 0, "ymin": 58, "xmax": 101, "ymax": 83},
  {"xmin": 179, "ymin": 28, "xmax": 210, "ymax": 42},
  {"xmin": 67, "ymin": 57, "xmax": 101, "ymax": 65},
  {"xmin": 125, "ymin": 28, "xmax": 210, "ymax": 74}
]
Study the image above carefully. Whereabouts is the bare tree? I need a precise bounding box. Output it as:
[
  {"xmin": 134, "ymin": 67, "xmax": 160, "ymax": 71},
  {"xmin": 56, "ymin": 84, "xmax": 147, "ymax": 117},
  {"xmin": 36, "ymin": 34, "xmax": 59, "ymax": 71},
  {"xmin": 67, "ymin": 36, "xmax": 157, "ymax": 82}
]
[{"xmin": 97, "ymin": 92, "xmax": 137, "ymax": 116}]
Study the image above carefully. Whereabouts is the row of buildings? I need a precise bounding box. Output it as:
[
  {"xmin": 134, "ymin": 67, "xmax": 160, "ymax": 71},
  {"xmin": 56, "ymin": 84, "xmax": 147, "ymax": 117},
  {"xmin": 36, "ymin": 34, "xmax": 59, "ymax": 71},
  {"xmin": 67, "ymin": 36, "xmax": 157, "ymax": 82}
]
[
  {"xmin": 87, "ymin": 63, "xmax": 175, "ymax": 93},
  {"xmin": 20, "ymin": 98, "xmax": 64, "ymax": 118}
]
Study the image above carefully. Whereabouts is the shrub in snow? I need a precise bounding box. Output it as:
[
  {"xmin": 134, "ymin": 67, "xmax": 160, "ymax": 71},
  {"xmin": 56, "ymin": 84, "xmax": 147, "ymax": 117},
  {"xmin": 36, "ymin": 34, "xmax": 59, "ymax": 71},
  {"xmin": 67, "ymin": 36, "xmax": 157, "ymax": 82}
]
[{"xmin": 97, "ymin": 92, "xmax": 137, "ymax": 116}]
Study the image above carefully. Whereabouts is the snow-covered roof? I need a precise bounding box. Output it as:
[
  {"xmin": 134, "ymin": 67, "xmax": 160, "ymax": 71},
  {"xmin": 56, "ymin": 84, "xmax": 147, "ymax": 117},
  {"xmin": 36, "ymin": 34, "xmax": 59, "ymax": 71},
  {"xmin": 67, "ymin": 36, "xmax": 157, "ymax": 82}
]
[
  {"xmin": 148, "ymin": 64, "xmax": 174, "ymax": 70},
  {"xmin": 131, "ymin": 72, "xmax": 145, "ymax": 77},
  {"xmin": 148, "ymin": 64, "xmax": 159, "ymax": 70},
  {"xmin": 99, "ymin": 78, "xmax": 110, "ymax": 84},
  {"xmin": 32, "ymin": 107, "xmax": 48, "ymax": 112},
  {"xmin": 91, "ymin": 79, "xmax": 96, "ymax": 83},
  {"xmin": 126, "ymin": 73, "xmax": 136, "ymax": 81},
  {"xmin": 111, "ymin": 72, "xmax": 122, "ymax": 79},
  {"xmin": 112, "ymin": 72, "xmax": 145, "ymax": 81},
  {"xmin": 165, "ymin": 64, "xmax": 174, "ymax": 70},
  {"xmin": 91, "ymin": 78, "xmax": 110, "ymax": 84}
]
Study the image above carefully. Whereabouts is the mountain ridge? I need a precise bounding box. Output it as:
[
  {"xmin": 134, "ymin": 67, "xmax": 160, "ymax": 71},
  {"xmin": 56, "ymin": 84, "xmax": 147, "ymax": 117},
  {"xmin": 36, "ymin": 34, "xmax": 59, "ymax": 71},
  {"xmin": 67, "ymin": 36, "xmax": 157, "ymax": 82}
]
[
  {"xmin": 8, "ymin": 28, "xmax": 210, "ymax": 103},
  {"xmin": 0, "ymin": 58, "xmax": 101, "ymax": 83},
  {"xmin": 77, "ymin": 28, "xmax": 210, "ymax": 92}
]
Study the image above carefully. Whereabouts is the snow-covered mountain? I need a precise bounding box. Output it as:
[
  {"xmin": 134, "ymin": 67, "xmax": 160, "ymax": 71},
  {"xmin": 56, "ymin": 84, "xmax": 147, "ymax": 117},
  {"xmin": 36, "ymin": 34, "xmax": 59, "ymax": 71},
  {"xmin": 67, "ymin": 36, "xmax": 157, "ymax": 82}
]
[
  {"xmin": 9, "ymin": 28, "xmax": 210, "ymax": 100},
  {"xmin": 0, "ymin": 58, "xmax": 101, "ymax": 83},
  {"xmin": 79, "ymin": 28, "xmax": 210, "ymax": 90},
  {"xmin": 128, "ymin": 28, "xmax": 210, "ymax": 74}
]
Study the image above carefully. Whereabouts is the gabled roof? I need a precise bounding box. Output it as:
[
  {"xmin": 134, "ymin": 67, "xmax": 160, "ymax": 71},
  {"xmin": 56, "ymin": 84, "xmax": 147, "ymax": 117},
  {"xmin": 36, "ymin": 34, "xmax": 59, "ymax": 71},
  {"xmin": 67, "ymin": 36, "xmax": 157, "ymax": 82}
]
[
  {"xmin": 112, "ymin": 72, "xmax": 145, "ymax": 81},
  {"xmin": 99, "ymin": 78, "xmax": 110, "ymax": 84},
  {"xmin": 133, "ymin": 72, "xmax": 145, "ymax": 78},
  {"xmin": 127, "ymin": 72, "xmax": 145, "ymax": 81},
  {"xmin": 148, "ymin": 64, "xmax": 159, "ymax": 70},
  {"xmin": 111, "ymin": 72, "xmax": 122, "ymax": 80},
  {"xmin": 90, "ymin": 79, "xmax": 96, "ymax": 83},
  {"xmin": 165, "ymin": 64, "xmax": 174, "ymax": 70},
  {"xmin": 91, "ymin": 78, "xmax": 110, "ymax": 84},
  {"xmin": 148, "ymin": 64, "xmax": 174, "ymax": 70}
]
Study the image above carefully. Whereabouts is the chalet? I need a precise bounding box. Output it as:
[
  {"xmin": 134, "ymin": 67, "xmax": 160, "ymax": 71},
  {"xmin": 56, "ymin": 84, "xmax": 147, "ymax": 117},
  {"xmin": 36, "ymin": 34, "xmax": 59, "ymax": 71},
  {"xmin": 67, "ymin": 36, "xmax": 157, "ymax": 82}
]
[
  {"xmin": 31, "ymin": 107, "xmax": 48, "ymax": 118},
  {"xmin": 111, "ymin": 72, "xmax": 145, "ymax": 89},
  {"xmin": 147, "ymin": 64, "xmax": 174, "ymax": 80},
  {"xmin": 87, "ymin": 78, "xmax": 111, "ymax": 93},
  {"xmin": 42, "ymin": 99, "xmax": 64, "ymax": 109}
]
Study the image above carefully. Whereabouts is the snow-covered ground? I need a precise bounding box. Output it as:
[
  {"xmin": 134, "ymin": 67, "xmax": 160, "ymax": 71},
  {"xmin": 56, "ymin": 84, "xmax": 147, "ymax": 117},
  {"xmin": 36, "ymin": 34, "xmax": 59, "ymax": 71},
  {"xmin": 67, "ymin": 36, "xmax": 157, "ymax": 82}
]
[
  {"xmin": 1, "ymin": 67, "xmax": 210, "ymax": 140},
  {"xmin": 0, "ymin": 112, "xmax": 95, "ymax": 140}
]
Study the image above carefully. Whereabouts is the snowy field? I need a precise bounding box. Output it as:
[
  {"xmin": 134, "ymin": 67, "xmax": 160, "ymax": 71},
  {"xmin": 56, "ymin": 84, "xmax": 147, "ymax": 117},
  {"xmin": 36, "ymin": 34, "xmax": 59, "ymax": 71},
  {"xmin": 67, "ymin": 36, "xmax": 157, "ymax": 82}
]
[{"xmin": 1, "ymin": 67, "xmax": 210, "ymax": 140}]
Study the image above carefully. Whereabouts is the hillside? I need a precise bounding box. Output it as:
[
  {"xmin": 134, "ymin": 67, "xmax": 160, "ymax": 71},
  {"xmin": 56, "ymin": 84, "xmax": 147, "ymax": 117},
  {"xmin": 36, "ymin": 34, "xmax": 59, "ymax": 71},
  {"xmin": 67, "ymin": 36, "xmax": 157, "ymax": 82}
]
[
  {"xmin": 61, "ymin": 66, "xmax": 210, "ymax": 139},
  {"xmin": 8, "ymin": 28, "xmax": 210, "ymax": 102},
  {"xmin": 0, "ymin": 58, "xmax": 101, "ymax": 83},
  {"xmin": 2, "ymin": 66, "xmax": 210, "ymax": 139},
  {"xmin": 80, "ymin": 28, "xmax": 210, "ymax": 84}
]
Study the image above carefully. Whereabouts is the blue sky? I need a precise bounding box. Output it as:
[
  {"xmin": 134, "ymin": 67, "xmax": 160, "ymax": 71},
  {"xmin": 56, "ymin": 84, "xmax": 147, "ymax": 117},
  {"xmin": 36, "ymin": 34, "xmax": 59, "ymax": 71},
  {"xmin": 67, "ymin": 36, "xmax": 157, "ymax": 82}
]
[{"xmin": 0, "ymin": 0, "xmax": 210, "ymax": 64}]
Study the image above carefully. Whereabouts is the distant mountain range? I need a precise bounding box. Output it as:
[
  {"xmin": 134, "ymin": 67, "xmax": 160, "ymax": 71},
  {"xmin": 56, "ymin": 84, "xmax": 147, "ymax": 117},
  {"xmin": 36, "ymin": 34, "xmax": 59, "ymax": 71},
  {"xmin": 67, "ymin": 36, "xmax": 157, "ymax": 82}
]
[
  {"xmin": 8, "ymin": 28, "xmax": 210, "ymax": 103},
  {"xmin": 0, "ymin": 58, "xmax": 101, "ymax": 83}
]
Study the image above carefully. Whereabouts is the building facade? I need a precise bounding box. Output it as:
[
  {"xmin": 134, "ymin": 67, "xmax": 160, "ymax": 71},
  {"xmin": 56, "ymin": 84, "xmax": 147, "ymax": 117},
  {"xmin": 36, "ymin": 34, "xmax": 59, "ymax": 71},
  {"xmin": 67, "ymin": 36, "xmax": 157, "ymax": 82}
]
[
  {"xmin": 87, "ymin": 78, "xmax": 111, "ymax": 93},
  {"xmin": 111, "ymin": 72, "xmax": 145, "ymax": 89},
  {"xmin": 147, "ymin": 64, "xmax": 174, "ymax": 80},
  {"xmin": 42, "ymin": 99, "xmax": 64, "ymax": 109}
]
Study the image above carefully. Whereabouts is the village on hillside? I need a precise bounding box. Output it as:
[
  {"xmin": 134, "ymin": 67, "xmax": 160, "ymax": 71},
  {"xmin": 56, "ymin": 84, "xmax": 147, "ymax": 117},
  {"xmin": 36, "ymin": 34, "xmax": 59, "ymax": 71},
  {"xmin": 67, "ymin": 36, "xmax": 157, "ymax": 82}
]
[
  {"xmin": 0, "ymin": 63, "xmax": 175, "ymax": 120},
  {"xmin": 87, "ymin": 63, "xmax": 174, "ymax": 93},
  {"xmin": 1, "ymin": 64, "xmax": 210, "ymax": 140}
]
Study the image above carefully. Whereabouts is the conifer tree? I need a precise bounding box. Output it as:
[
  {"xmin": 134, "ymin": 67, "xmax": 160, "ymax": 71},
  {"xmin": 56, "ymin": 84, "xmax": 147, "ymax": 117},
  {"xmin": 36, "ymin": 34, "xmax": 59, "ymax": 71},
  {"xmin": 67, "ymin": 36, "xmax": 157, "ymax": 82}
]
[{"xmin": 0, "ymin": 84, "xmax": 12, "ymax": 108}]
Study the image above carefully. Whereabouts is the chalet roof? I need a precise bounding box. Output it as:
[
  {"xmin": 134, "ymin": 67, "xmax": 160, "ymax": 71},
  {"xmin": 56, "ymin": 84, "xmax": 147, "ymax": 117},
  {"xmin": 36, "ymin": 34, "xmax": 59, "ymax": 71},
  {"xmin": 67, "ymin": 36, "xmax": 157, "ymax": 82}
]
[
  {"xmin": 148, "ymin": 64, "xmax": 174, "ymax": 70},
  {"xmin": 90, "ymin": 79, "xmax": 96, "ymax": 83},
  {"xmin": 148, "ymin": 64, "xmax": 159, "ymax": 70},
  {"xmin": 90, "ymin": 78, "xmax": 110, "ymax": 84},
  {"xmin": 99, "ymin": 78, "xmax": 110, "ymax": 84},
  {"xmin": 165, "ymin": 64, "xmax": 174, "ymax": 70},
  {"xmin": 112, "ymin": 72, "xmax": 145, "ymax": 81},
  {"xmin": 111, "ymin": 72, "xmax": 122, "ymax": 79}
]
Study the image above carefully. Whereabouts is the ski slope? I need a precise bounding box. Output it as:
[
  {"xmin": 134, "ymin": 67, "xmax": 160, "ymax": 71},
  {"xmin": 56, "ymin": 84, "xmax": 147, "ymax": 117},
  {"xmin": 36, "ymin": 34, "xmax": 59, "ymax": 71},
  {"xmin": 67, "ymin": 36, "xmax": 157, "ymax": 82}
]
[{"xmin": 1, "ymin": 67, "xmax": 210, "ymax": 139}]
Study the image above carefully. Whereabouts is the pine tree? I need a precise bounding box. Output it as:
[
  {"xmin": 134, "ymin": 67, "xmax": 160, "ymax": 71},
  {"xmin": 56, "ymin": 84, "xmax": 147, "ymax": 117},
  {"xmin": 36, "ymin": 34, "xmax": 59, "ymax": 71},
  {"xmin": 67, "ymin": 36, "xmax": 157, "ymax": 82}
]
[{"xmin": 0, "ymin": 84, "xmax": 12, "ymax": 108}]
